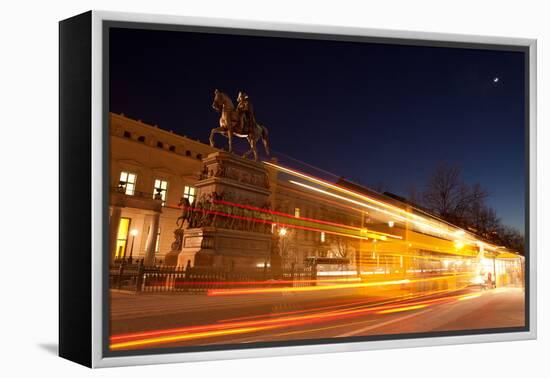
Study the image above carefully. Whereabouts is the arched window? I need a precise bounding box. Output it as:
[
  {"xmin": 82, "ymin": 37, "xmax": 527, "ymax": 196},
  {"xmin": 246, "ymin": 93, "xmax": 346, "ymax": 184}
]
[
  {"xmin": 123, "ymin": 131, "xmax": 131, "ymax": 138},
  {"xmin": 196, "ymin": 153, "xmax": 203, "ymax": 160},
  {"xmin": 185, "ymin": 150, "xmax": 191, "ymax": 156},
  {"xmin": 169, "ymin": 145, "xmax": 176, "ymax": 152},
  {"xmin": 157, "ymin": 141, "xmax": 164, "ymax": 148},
  {"xmin": 137, "ymin": 136, "xmax": 146, "ymax": 143}
]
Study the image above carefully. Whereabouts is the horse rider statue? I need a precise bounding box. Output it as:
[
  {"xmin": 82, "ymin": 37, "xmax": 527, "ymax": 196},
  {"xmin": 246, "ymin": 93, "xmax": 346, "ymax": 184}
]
[{"xmin": 210, "ymin": 88, "xmax": 271, "ymax": 161}]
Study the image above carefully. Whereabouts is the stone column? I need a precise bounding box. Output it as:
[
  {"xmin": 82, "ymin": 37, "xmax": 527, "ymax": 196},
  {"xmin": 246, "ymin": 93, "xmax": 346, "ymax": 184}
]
[
  {"xmin": 109, "ymin": 206, "xmax": 122, "ymax": 263},
  {"xmin": 144, "ymin": 212, "xmax": 160, "ymax": 266}
]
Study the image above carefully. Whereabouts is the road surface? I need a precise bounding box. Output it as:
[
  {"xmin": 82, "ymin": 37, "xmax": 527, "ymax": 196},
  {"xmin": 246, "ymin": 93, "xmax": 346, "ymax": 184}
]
[{"xmin": 109, "ymin": 285, "xmax": 525, "ymax": 351}]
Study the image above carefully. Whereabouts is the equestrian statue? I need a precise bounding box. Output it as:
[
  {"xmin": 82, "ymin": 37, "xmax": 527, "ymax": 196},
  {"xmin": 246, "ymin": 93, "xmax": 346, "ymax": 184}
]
[{"xmin": 210, "ymin": 89, "xmax": 270, "ymax": 161}]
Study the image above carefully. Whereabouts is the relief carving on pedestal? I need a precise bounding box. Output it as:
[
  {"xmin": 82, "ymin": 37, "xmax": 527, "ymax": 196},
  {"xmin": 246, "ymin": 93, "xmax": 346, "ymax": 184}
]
[
  {"xmin": 173, "ymin": 190, "xmax": 273, "ymax": 234},
  {"xmin": 198, "ymin": 160, "xmax": 270, "ymax": 190}
]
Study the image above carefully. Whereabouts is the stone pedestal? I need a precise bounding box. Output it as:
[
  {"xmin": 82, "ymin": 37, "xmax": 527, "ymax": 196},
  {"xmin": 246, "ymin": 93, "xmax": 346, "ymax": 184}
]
[
  {"xmin": 197, "ymin": 151, "xmax": 272, "ymax": 206},
  {"xmin": 177, "ymin": 227, "xmax": 271, "ymax": 270},
  {"xmin": 175, "ymin": 152, "xmax": 273, "ymax": 270}
]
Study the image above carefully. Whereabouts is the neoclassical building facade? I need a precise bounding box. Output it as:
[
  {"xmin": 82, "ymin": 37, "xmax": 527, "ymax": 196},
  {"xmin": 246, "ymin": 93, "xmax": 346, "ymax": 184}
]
[{"xmin": 109, "ymin": 113, "xmax": 213, "ymax": 265}]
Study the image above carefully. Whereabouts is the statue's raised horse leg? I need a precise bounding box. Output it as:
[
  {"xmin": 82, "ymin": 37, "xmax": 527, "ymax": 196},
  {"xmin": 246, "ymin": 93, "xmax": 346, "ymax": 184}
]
[
  {"xmin": 209, "ymin": 127, "xmax": 223, "ymax": 148},
  {"xmin": 210, "ymin": 127, "xmax": 233, "ymax": 153}
]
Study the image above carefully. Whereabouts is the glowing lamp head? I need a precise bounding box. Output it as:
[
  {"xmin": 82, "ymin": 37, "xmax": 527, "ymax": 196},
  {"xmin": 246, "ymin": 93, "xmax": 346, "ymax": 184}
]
[
  {"xmin": 130, "ymin": 229, "xmax": 139, "ymax": 237},
  {"xmin": 388, "ymin": 221, "xmax": 395, "ymax": 228},
  {"xmin": 279, "ymin": 228, "xmax": 288, "ymax": 237}
]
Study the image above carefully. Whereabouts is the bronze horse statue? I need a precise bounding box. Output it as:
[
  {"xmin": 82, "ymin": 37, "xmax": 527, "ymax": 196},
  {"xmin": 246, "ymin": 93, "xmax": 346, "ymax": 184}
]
[{"xmin": 210, "ymin": 89, "xmax": 270, "ymax": 161}]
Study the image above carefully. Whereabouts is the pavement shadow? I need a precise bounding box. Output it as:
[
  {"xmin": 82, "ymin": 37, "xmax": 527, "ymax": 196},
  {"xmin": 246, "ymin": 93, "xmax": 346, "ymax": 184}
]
[{"xmin": 38, "ymin": 343, "xmax": 58, "ymax": 356}]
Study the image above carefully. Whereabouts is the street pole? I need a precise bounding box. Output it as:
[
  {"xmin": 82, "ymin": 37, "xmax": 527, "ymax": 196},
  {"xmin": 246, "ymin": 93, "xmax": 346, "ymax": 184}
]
[
  {"xmin": 129, "ymin": 234, "xmax": 135, "ymax": 264},
  {"xmin": 128, "ymin": 229, "xmax": 139, "ymax": 264}
]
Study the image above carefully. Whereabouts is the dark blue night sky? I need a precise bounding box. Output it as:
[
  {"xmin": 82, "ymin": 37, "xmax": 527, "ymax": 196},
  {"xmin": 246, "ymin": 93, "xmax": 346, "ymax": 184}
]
[{"xmin": 109, "ymin": 27, "xmax": 526, "ymax": 232}]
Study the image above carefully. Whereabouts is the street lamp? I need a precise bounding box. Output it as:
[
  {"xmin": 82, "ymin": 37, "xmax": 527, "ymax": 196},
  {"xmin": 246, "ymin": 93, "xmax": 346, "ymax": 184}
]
[
  {"xmin": 128, "ymin": 229, "xmax": 138, "ymax": 264},
  {"xmin": 278, "ymin": 227, "xmax": 289, "ymax": 268}
]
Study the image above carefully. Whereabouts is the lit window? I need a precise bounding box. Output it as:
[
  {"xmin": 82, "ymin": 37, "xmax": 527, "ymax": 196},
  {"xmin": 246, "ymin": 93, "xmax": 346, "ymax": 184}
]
[
  {"xmin": 115, "ymin": 217, "xmax": 131, "ymax": 259},
  {"xmin": 183, "ymin": 185, "xmax": 197, "ymax": 204},
  {"xmin": 294, "ymin": 208, "xmax": 300, "ymax": 218},
  {"xmin": 119, "ymin": 171, "xmax": 137, "ymax": 195},
  {"xmin": 320, "ymin": 232, "xmax": 326, "ymax": 243},
  {"xmin": 153, "ymin": 179, "xmax": 168, "ymax": 206}
]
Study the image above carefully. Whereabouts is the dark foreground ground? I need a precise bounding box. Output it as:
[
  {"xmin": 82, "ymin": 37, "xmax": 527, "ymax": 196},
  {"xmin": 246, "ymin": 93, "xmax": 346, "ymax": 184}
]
[{"xmin": 109, "ymin": 285, "xmax": 525, "ymax": 351}]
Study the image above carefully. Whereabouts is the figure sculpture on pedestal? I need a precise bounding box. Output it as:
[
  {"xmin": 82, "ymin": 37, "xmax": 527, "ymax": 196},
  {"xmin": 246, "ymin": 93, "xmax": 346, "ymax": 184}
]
[{"xmin": 171, "ymin": 197, "xmax": 193, "ymax": 251}]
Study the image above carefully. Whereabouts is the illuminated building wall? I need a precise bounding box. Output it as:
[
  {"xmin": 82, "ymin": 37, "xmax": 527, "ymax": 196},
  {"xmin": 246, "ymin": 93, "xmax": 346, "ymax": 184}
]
[{"xmin": 109, "ymin": 113, "xmax": 522, "ymax": 273}]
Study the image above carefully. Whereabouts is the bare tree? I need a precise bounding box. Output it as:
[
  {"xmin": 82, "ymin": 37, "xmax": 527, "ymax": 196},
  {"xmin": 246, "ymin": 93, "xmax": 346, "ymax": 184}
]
[
  {"xmin": 495, "ymin": 225, "xmax": 525, "ymax": 255},
  {"xmin": 470, "ymin": 202, "xmax": 501, "ymax": 239},
  {"xmin": 422, "ymin": 163, "xmax": 487, "ymax": 226},
  {"xmin": 420, "ymin": 163, "xmax": 524, "ymax": 254}
]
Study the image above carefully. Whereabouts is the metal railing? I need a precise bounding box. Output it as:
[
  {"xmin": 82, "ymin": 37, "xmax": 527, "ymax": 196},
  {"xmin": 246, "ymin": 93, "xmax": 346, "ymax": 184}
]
[{"xmin": 110, "ymin": 260, "xmax": 316, "ymax": 293}]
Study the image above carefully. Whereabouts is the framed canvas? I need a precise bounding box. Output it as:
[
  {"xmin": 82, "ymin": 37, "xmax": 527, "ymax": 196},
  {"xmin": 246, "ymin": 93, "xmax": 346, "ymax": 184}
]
[{"xmin": 59, "ymin": 10, "xmax": 537, "ymax": 368}]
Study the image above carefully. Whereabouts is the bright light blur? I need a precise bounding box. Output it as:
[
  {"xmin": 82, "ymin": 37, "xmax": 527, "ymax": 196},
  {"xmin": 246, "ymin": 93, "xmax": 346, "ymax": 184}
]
[
  {"xmin": 317, "ymin": 270, "xmax": 358, "ymax": 276},
  {"xmin": 109, "ymin": 161, "xmax": 526, "ymax": 351}
]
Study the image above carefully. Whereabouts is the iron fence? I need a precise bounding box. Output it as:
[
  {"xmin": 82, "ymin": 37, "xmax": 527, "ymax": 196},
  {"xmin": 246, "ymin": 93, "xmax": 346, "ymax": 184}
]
[{"xmin": 110, "ymin": 260, "xmax": 317, "ymax": 293}]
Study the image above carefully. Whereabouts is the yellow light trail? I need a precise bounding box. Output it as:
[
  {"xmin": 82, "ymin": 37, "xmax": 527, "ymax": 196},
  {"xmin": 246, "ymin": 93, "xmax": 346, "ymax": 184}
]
[
  {"xmin": 289, "ymin": 179, "xmax": 460, "ymax": 241},
  {"xmin": 457, "ymin": 293, "xmax": 483, "ymax": 301},
  {"xmin": 376, "ymin": 304, "xmax": 428, "ymax": 314},
  {"xmin": 207, "ymin": 273, "xmax": 474, "ymax": 297},
  {"xmin": 240, "ymin": 319, "xmax": 379, "ymax": 340},
  {"xmin": 111, "ymin": 288, "xmax": 484, "ymax": 350},
  {"xmin": 266, "ymin": 161, "xmax": 457, "ymax": 233},
  {"xmin": 265, "ymin": 161, "xmax": 510, "ymax": 254},
  {"xmin": 110, "ymin": 325, "xmax": 280, "ymax": 350},
  {"xmin": 207, "ymin": 278, "xmax": 411, "ymax": 296}
]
